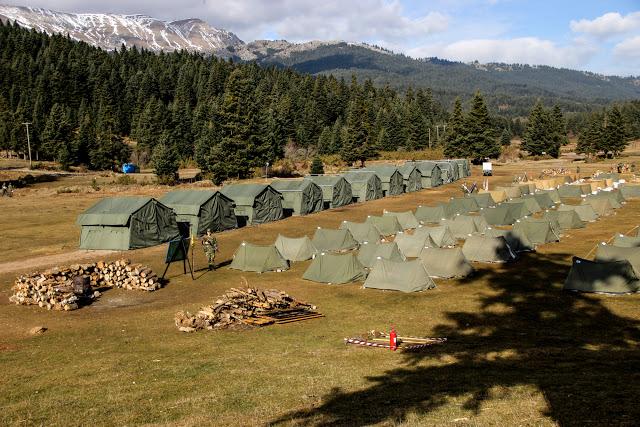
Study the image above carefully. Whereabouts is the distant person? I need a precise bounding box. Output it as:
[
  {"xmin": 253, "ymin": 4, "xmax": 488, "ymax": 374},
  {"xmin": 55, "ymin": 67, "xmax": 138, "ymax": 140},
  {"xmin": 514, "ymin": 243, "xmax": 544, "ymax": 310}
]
[
  {"xmin": 6, "ymin": 183, "xmax": 13, "ymax": 197},
  {"xmin": 1, "ymin": 183, "xmax": 6, "ymax": 197},
  {"xmin": 201, "ymin": 229, "xmax": 218, "ymax": 271},
  {"xmin": 576, "ymin": 166, "xmax": 580, "ymax": 175}
]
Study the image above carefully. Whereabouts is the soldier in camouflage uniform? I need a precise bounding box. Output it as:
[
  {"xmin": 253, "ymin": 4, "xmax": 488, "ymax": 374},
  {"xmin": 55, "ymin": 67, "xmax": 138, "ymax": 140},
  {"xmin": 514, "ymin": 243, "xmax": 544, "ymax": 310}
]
[{"xmin": 201, "ymin": 229, "xmax": 218, "ymax": 270}]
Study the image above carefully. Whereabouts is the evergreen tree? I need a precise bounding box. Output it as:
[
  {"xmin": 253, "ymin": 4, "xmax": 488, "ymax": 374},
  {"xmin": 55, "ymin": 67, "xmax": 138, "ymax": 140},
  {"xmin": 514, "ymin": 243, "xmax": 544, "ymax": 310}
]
[
  {"xmin": 464, "ymin": 92, "xmax": 499, "ymax": 159},
  {"xmin": 605, "ymin": 106, "xmax": 627, "ymax": 156},
  {"xmin": 41, "ymin": 103, "xmax": 73, "ymax": 161},
  {"xmin": 521, "ymin": 101, "xmax": 559, "ymax": 157},
  {"xmin": 500, "ymin": 128, "xmax": 511, "ymax": 146},
  {"xmin": 444, "ymin": 97, "xmax": 466, "ymax": 157},
  {"xmin": 310, "ymin": 156, "xmax": 325, "ymax": 174},
  {"xmin": 151, "ymin": 140, "xmax": 179, "ymax": 184},
  {"xmin": 576, "ymin": 113, "xmax": 603, "ymax": 156}
]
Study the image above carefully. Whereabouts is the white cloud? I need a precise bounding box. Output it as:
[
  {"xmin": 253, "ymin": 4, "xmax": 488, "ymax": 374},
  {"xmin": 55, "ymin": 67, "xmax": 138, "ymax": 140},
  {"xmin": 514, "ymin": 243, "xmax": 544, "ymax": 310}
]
[
  {"xmin": 570, "ymin": 11, "xmax": 640, "ymax": 38},
  {"xmin": 614, "ymin": 36, "xmax": 640, "ymax": 60},
  {"xmin": 408, "ymin": 37, "xmax": 597, "ymax": 68}
]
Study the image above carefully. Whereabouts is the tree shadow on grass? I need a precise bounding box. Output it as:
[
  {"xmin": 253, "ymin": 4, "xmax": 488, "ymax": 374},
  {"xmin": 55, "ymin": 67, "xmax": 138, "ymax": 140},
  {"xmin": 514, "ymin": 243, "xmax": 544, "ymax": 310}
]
[{"xmin": 270, "ymin": 251, "xmax": 640, "ymax": 426}]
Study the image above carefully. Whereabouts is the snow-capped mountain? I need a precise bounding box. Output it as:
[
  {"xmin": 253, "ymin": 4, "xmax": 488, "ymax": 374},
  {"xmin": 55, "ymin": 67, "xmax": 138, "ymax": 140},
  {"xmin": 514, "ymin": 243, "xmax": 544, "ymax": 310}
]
[{"xmin": 0, "ymin": 5, "xmax": 246, "ymax": 55}]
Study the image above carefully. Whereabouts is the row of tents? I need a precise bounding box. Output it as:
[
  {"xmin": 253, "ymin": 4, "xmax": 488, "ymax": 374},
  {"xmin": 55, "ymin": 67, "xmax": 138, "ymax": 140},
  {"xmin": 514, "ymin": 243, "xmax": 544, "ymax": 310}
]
[
  {"xmin": 226, "ymin": 177, "xmax": 640, "ymax": 293},
  {"xmin": 77, "ymin": 159, "xmax": 471, "ymax": 250}
]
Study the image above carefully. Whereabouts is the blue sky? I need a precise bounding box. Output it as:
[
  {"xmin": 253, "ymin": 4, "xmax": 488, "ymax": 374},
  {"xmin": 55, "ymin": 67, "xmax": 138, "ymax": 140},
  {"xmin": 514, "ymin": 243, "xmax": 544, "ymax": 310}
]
[{"xmin": 7, "ymin": 0, "xmax": 640, "ymax": 76}]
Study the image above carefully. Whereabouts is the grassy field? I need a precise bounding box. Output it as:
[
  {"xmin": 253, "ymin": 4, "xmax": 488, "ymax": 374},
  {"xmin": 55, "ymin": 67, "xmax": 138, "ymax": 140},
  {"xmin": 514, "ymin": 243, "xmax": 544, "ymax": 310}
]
[{"xmin": 1, "ymin": 157, "xmax": 639, "ymax": 426}]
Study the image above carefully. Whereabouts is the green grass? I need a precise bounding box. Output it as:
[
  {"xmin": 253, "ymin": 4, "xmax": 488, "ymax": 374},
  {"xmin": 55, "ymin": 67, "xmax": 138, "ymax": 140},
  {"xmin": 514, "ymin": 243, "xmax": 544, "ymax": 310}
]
[{"xmin": 1, "ymin": 158, "xmax": 640, "ymax": 425}]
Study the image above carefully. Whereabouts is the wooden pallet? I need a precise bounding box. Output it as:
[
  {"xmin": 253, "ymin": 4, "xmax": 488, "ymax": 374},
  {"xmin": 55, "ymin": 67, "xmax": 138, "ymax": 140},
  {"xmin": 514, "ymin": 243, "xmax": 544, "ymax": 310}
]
[{"xmin": 242, "ymin": 309, "xmax": 324, "ymax": 326}]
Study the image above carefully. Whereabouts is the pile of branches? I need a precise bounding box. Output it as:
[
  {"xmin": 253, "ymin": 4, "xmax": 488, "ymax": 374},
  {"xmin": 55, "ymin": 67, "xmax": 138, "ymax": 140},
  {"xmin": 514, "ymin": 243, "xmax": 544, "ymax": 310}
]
[
  {"xmin": 175, "ymin": 287, "xmax": 316, "ymax": 332},
  {"xmin": 9, "ymin": 259, "xmax": 159, "ymax": 311}
]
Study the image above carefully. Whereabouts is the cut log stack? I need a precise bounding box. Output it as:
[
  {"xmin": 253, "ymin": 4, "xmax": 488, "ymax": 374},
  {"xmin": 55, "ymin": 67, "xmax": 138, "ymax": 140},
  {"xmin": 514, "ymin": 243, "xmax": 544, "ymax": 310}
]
[
  {"xmin": 175, "ymin": 287, "xmax": 318, "ymax": 332},
  {"xmin": 9, "ymin": 259, "xmax": 159, "ymax": 311}
]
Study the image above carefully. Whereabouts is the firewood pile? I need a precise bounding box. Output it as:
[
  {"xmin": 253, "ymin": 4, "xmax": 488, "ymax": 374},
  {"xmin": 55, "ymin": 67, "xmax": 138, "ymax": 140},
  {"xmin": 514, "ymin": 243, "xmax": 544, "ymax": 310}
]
[
  {"xmin": 175, "ymin": 287, "xmax": 319, "ymax": 332},
  {"xmin": 9, "ymin": 259, "xmax": 159, "ymax": 311}
]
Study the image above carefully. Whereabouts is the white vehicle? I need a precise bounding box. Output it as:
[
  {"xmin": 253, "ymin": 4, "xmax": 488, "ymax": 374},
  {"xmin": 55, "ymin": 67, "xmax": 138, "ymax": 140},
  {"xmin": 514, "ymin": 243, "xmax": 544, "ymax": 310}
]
[{"xmin": 482, "ymin": 162, "xmax": 493, "ymax": 176}]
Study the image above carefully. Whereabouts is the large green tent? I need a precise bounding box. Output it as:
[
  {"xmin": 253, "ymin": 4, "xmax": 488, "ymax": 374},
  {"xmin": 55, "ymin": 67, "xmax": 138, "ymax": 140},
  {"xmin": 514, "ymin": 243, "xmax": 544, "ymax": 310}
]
[
  {"xmin": 78, "ymin": 197, "xmax": 180, "ymax": 250},
  {"xmin": 357, "ymin": 242, "xmax": 405, "ymax": 268},
  {"xmin": 468, "ymin": 193, "xmax": 496, "ymax": 208},
  {"xmin": 274, "ymin": 235, "xmax": 317, "ymax": 262},
  {"xmin": 159, "ymin": 190, "xmax": 236, "ymax": 236},
  {"xmin": 419, "ymin": 247, "xmax": 474, "ymax": 278},
  {"xmin": 595, "ymin": 244, "xmax": 640, "ymax": 276},
  {"xmin": 481, "ymin": 204, "xmax": 518, "ymax": 226},
  {"xmin": 437, "ymin": 161, "xmax": 456, "ymax": 183},
  {"xmin": 311, "ymin": 228, "xmax": 359, "ymax": 252},
  {"xmin": 485, "ymin": 227, "xmax": 534, "ymax": 252},
  {"xmin": 543, "ymin": 210, "xmax": 585, "ymax": 230},
  {"xmin": 581, "ymin": 198, "xmax": 614, "ymax": 216},
  {"xmin": 270, "ymin": 179, "xmax": 324, "ymax": 216},
  {"xmin": 451, "ymin": 159, "xmax": 471, "ymax": 178},
  {"xmin": 394, "ymin": 232, "xmax": 435, "ymax": 258},
  {"xmin": 557, "ymin": 203, "xmax": 599, "ymax": 222},
  {"xmin": 414, "ymin": 225, "xmax": 457, "ymax": 247},
  {"xmin": 364, "ymin": 259, "xmax": 435, "ymax": 292},
  {"xmin": 340, "ymin": 221, "xmax": 383, "ymax": 244},
  {"xmin": 366, "ymin": 215, "xmax": 403, "ymax": 236},
  {"xmin": 462, "ymin": 235, "xmax": 516, "ymax": 263},
  {"xmin": 496, "ymin": 186, "xmax": 522, "ymax": 199},
  {"xmin": 397, "ymin": 163, "xmax": 423, "ymax": 192},
  {"xmin": 532, "ymin": 192, "xmax": 556, "ymax": 209},
  {"xmin": 620, "ymin": 185, "xmax": 640, "ymax": 199},
  {"xmin": 302, "ymin": 252, "xmax": 366, "ymax": 284},
  {"xmin": 415, "ymin": 205, "xmax": 455, "ymax": 223},
  {"xmin": 439, "ymin": 216, "xmax": 481, "ymax": 239},
  {"xmin": 342, "ymin": 170, "xmax": 383, "ymax": 202},
  {"xmin": 229, "ymin": 242, "xmax": 289, "ymax": 273},
  {"xmin": 563, "ymin": 257, "xmax": 639, "ymax": 294},
  {"xmin": 304, "ymin": 175, "xmax": 353, "ymax": 208},
  {"xmin": 363, "ymin": 166, "xmax": 404, "ymax": 196},
  {"xmin": 513, "ymin": 218, "xmax": 560, "ymax": 246},
  {"xmin": 383, "ymin": 210, "xmax": 420, "ymax": 229},
  {"xmin": 612, "ymin": 234, "xmax": 640, "ymax": 248},
  {"xmin": 409, "ymin": 161, "xmax": 442, "ymax": 187},
  {"xmin": 220, "ymin": 184, "xmax": 284, "ymax": 225}
]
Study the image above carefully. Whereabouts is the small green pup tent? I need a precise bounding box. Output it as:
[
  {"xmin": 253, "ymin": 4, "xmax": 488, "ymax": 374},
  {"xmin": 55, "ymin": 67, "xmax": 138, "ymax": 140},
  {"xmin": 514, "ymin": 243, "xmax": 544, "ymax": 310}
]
[
  {"xmin": 304, "ymin": 175, "xmax": 353, "ymax": 208},
  {"xmin": 481, "ymin": 205, "xmax": 517, "ymax": 226},
  {"xmin": 496, "ymin": 186, "xmax": 522, "ymax": 199},
  {"xmin": 383, "ymin": 210, "xmax": 420, "ymax": 229},
  {"xmin": 397, "ymin": 163, "xmax": 422, "ymax": 192},
  {"xmin": 585, "ymin": 192, "xmax": 622, "ymax": 209},
  {"xmin": 78, "ymin": 197, "xmax": 180, "ymax": 250},
  {"xmin": 419, "ymin": 247, "xmax": 474, "ymax": 278},
  {"xmin": 557, "ymin": 204, "xmax": 599, "ymax": 222},
  {"xmin": 342, "ymin": 170, "xmax": 383, "ymax": 202},
  {"xmin": 340, "ymin": 221, "xmax": 383, "ymax": 244},
  {"xmin": 303, "ymin": 252, "xmax": 366, "ymax": 284},
  {"xmin": 532, "ymin": 192, "xmax": 556, "ymax": 209},
  {"xmin": 274, "ymin": 235, "xmax": 317, "ymax": 262},
  {"xmin": 504, "ymin": 200, "xmax": 534, "ymax": 217},
  {"xmin": 364, "ymin": 259, "xmax": 435, "ymax": 293},
  {"xmin": 448, "ymin": 197, "xmax": 480, "ymax": 214},
  {"xmin": 519, "ymin": 195, "xmax": 543, "ymax": 214},
  {"xmin": 311, "ymin": 228, "xmax": 359, "ymax": 252},
  {"xmin": 366, "ymin": 215, "xmax": 403, "ymax": 236},
  {"xmin": 541, "ymin": 189, "xmax": 561, "ymax": 204},
  {"xmin": 220, "ymin": 184, "xmax": 283, "ymax": 225},
  {"xmin": 357, "ymin": 242, "xmax": 405, "ymax": 268},
  {"xmin": 613, "ymin": 234, "xmax": 640, "ymax": 248},
  {"xmin": 415, "ymin": 205, "xmax": 455, "ymax": 223},
  {"xmin": 414, "ymin": 225, "xmax": 457, "ymax": 247},
  {"xmin": 462, "ymin": 235, "xmax": 516, "ymax": 263},
  {"xmin": 563, "ymin": 257, "xmax": 640, "ymax": 294},
  {"xmin": 439, "ymin": 216, "xmax": 481, "ymax": 239},
  {"xmin": 513, "ymin": 218, "xmax": 560, "ymax": 246},
  {"xmin": 595, "ymin": 244, "xmax": 640, "ymax": 276},
  {"xmin": 468, "ymin": 193, "xmax": 496, "ymax": 208},
  {"xmin": 159, "ymin": 190, "xmax": 236, "ymax": 236},
  {"xmin": 543, "ymin": 210, "xmax": 585, "ymax": 230},
  {"xmin": 270, "ymin": 179, "xmax": 324, "ymax": 216},
  {"xmin": 485, "ymin": 227, "xmax": 534, "ymax": 252},
  {"xmin": 394, "ymin": 233, "xmax": 435, "ymax": 258},
  {"xmin": 581, "ymin": 198, "xmax": 614, "ymax": 216},
  {"xmin": 557, "ymin": 184, "xmax": 590, "ymax": 198},
  {"xmin": 620, "ymin": 185, "xmax": 640, "ymax": 199},
  {"xmin": 363, "ymin": 165, "xmax": 404, "ymax": 196},
  {"xmin": 229, "ymin": 242, "xmax": 289, "ymax": 273}
]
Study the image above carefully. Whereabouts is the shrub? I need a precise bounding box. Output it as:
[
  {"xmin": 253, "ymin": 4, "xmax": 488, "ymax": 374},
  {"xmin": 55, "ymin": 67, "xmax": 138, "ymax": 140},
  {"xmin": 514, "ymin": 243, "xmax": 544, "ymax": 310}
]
[{"xmin": 310, "ymin": 157, "xmax": 325, "ymax": 174}]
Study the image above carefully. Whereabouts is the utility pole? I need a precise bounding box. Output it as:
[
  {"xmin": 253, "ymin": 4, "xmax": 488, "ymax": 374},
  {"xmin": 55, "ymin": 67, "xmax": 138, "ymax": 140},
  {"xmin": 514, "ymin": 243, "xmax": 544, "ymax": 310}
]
[
  {"xmin": 428, "ymin": 128, "xmax": 431, "ymax": 149},
  {"xmin": 22, "ymin": 122, "xmax": 32, "ymax": 169},
  {"xmin": 436, "ymin": 125, "xmax": 440, "ymax": 140}
]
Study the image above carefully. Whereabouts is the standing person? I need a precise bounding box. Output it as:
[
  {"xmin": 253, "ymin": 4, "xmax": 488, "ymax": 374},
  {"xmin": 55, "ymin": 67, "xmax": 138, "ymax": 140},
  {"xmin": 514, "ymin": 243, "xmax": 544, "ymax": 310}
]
[
  {"xmin": 201, "ymin": 229, "xmax": 218, "ymax": 271},
  {"xmin": 6, "ymin": 183, "xmax": 12, "ymax": 197},
  {"xmin": 1, "ymin": 183, "xmax": 6, "ymax": 197}
]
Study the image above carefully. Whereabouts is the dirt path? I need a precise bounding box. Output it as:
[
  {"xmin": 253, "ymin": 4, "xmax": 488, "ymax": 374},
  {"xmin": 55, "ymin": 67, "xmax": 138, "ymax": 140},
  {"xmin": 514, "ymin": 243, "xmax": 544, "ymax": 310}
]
[{"xmin": 0, "ymin": 249, "xmax": 116, "ymax": 274}]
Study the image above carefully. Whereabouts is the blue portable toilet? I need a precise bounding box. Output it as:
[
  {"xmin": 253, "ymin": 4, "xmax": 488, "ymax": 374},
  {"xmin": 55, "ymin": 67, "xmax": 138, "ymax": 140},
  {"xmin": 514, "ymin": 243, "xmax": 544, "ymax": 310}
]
[{"xmin": 122, "ymin": 163, "xmax": 137, "ymax": 174}]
